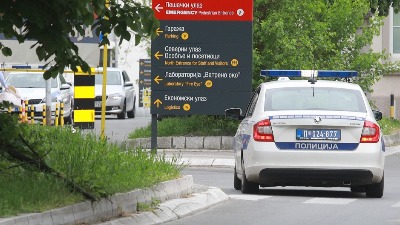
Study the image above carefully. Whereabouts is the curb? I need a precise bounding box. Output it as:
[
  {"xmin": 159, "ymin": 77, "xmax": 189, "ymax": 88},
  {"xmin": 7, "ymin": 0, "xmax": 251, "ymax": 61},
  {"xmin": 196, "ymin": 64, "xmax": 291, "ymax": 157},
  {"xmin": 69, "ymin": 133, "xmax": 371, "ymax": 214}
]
[
  {"xmin": 0, "ymin": 176, "xmax": 200, "ymax": 225},
  {"xmin": 126, "ymin": 136, "xmax": 234, "ymax": 150},
  {"xmin": 95, "ymin": 186, "xmax": 229, "ymax": 225}
]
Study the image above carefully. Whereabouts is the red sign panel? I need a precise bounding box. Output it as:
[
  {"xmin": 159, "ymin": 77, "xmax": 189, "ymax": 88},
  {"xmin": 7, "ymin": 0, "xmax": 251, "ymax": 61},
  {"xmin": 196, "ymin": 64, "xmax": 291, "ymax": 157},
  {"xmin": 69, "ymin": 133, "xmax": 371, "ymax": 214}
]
[{"xmin": 152, "ymin": 0, "xmax": 253, "ymax": 21}]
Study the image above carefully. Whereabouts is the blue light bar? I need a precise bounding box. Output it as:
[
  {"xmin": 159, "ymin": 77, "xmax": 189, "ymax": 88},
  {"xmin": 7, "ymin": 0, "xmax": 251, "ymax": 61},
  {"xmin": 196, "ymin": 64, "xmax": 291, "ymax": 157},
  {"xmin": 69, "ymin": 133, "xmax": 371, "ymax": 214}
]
[{"xmin": 260, "ymin": 70, "xmax": 358, "ymax": 78}]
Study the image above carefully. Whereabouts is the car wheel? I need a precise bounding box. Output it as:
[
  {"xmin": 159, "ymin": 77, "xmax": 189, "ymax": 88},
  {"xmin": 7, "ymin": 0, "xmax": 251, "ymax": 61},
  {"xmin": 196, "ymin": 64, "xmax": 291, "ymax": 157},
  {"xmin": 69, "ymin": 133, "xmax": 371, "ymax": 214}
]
[
  {"xmin": 366, "ymin": 173, "xmax": 384, "ymax": 198},
  {"xmin": 127, "ymin": 100, "xmax": 135, "ymax": 118},
  {"xmin": 241, "ymin": 159, "xmax": 259, "ymax": 194},
  {"xmin": 234, "ymin": 166, "xmax": 241, "ymax": 190},
  {"xmin": 117, "ymin": 102, "xmax": 126, "ymax": 119}
]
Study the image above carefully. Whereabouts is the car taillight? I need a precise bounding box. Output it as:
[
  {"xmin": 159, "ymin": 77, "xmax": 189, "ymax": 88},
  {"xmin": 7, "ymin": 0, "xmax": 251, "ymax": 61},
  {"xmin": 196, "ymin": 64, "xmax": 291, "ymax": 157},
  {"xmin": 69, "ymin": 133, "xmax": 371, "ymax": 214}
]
[
  {"xmin": 253, "ymin": 119, "xmax": 274, "ymax": 142},
  {"xmin": 360, "ymin": 121, "xmax": 380, "ymax": 143}
]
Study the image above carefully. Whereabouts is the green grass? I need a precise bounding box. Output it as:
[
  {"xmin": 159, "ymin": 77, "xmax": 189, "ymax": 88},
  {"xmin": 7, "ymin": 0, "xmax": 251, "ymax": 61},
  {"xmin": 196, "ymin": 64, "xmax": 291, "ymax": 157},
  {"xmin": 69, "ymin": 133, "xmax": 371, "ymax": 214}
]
[
  {"xmin": 0, "ymin": 125, "xmax": 182, "ymax": 217},
  {"xmin": 0, "ymin": 170, "xmax": 84, "ymax": 217},
  {"xmin": 129, "ymin": 115, "xmax": 240, "ymax": 138},
  {"xmin": 378, "ymin": 117, "xmax": 400, "ymax": 135}
]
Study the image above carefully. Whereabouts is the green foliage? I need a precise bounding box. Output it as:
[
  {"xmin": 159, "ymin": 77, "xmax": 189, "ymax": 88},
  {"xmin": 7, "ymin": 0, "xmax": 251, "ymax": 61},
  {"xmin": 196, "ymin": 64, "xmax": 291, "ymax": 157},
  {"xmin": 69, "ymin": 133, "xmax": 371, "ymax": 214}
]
[
  {"xmin": 129, "ymin": 115, "xmax": 240, "ymax": 138},
  {"xmin": 24, "ymin": 125, "xmax": 181, "ymax": 198},
  {"xmin": 0, "ymin": 123, "xmax": 181, "ymax": 216},
  {"xmin": 378, "ymin": 117, "xmax": 400, "ymax": 135},
  {"xmin": 253, "ymin": 0, "xmax": 400, "ymax": 93},
  {"xmin": 0, "ymin": 170, "xmax": 84, "ymax": 217},
  {"xmin": 0, "ymin": 0, "xmax": 158, "ymax": 78}
]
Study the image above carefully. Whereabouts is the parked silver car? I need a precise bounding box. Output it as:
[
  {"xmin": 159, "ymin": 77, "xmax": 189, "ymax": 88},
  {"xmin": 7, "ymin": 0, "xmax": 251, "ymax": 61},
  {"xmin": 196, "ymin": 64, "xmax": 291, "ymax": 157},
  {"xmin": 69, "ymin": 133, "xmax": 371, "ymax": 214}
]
[
  {"xmin": 6, "ymin": 72, "xmax": 74, "ymax": 124},
  {"xmin": 94, "ymin": 67, "xmax": 136, "ymax": 119}
]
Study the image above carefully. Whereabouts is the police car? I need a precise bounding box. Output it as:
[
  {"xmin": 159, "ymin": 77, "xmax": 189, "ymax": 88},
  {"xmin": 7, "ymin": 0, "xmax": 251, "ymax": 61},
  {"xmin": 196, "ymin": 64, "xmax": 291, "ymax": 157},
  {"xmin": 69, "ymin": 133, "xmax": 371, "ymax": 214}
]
[{"xmin": 226, "ymin": 70, "xmax": 385, "ymax": 198}]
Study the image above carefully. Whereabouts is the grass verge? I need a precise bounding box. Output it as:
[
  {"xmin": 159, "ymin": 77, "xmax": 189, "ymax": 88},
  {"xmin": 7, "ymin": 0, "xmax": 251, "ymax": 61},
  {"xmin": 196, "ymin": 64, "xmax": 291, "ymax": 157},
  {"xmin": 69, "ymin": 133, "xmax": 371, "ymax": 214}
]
[
  {"xmin": 0, "ymin": 124, "xmax": 183, "ymax": 217},
  {"xmin": 378, "ymin": 117, "xmax": 400, "ymax": 135},
  {"xmin": 129, "ymin": 115, "xmax": 240, "ymax": 138}
]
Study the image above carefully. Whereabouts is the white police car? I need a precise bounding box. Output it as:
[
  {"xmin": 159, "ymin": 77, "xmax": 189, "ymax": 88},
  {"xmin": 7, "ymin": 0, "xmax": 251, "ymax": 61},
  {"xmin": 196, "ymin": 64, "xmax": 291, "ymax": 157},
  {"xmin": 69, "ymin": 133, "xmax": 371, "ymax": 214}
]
[{"xmin": 226, "ymin": 70, "xmax": 385, "ymax": 198}]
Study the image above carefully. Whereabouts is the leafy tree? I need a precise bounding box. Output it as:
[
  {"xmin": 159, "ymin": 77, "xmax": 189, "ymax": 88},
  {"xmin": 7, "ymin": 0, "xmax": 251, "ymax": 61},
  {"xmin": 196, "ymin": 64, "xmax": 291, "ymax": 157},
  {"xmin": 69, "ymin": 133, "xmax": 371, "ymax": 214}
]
[
  {"xmin": 253, "ymin": 0, "xmax": 400, "ymax": 92},
  {"xmin": 0, "ymin": 0, "xmax": 158, "ymax": 79},
  {"xmin": 0, "ymin": 0, "xmax": 158, "ymax": 200}
]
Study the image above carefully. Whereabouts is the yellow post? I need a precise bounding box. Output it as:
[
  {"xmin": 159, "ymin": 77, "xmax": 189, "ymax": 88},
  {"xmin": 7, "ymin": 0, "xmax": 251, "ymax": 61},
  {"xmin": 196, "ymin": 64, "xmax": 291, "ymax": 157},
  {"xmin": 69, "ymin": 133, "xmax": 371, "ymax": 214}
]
[
  {"xmin": 42, "ymin": 104, "xmax": 46, "ymax": 126},
  {"xmin": 60, "ymin": 102, "xmax": 64, "ymax": 127},
  {"xmin": 100, "ymin": 0, "xmax": 110, "ymax": 139},
  {"xmin": 18, "ymin": 106, "xmax": 22, "ymax": 121},
  {"xmin": 55, "ymin": 102, "xmax": 59, "ymax": 126},
  {"xmin": 30, "ymin": 105, "xmax": 35, "ymax": 124},
  {"xmin": 24, "ymin": 100, "xmax": 28, "ymax": 122},
  {"xmin": 7, "ymin": 106, "xmax": 11, "ymax": 114}
]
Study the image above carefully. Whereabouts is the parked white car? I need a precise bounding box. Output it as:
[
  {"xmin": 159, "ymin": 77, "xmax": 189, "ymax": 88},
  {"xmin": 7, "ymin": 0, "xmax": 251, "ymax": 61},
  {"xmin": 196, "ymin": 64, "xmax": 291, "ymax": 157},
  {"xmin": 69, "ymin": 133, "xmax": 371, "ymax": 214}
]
[
  {"xmin": 6, "ymin": 72, "xmax": 73, "ymax": 124},
  {"xmin": 227, "ymin": 70, "xmax": 385, "ymax": 198},
  {"xmin": 94, "ymin": 67, "xmax": 136, "ymax": 119}
]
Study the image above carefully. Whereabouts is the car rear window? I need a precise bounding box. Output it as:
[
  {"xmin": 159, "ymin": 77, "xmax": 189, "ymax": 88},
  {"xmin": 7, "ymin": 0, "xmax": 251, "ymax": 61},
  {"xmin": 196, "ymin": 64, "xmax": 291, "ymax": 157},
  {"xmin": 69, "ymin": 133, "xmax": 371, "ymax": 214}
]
[
  {"xmin": 95, "ymin": 71, "xmax": 122, "ymax": 85},
  {"xmin": 264, "ymin": 87, "xmax": 366, "ymax": 112}
]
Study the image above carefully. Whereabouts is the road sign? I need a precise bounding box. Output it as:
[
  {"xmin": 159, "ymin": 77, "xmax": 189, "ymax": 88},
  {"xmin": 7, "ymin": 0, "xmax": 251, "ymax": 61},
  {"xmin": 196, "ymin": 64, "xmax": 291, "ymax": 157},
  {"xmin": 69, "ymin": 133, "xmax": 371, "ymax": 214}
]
[
  {"xmin": 139, "ymin": 59, "xmax": 152, "ymax": 108},
  {"xmin": 151, "ymin": 0, "xmax": 253, "ymax": 115}
]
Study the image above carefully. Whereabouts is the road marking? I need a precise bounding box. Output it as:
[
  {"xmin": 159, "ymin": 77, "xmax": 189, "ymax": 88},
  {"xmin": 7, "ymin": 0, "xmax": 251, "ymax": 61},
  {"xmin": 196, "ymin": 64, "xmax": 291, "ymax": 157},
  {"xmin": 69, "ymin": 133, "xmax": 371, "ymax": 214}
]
[
  {"xmin": 229, "ymin": 194, "xmax": 272, "ymax": 201},
  {"xmin": 303, "ymin": 198, "xmax": 356, "ymax": 205},
  {"xmin": 392, "ymin": 201, "xmax": 400, "ymax": 207}
]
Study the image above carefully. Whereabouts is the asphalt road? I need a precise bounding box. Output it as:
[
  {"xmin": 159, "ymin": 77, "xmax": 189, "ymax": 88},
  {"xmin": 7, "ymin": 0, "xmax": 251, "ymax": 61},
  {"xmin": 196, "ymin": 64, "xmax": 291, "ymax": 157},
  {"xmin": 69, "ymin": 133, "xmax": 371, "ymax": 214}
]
[
  {"xmin": 91, "ymin": 115, "xmax": 151, "ymax": 144},
  {"xmin": 166, "ymin": 154, "xmax": 400, "ymax": 225}
]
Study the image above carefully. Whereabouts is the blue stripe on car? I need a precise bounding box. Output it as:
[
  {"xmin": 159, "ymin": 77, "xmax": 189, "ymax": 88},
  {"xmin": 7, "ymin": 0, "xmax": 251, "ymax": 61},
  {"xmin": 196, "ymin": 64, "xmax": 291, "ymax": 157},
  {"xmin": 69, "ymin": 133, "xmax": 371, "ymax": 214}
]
[{"xmin": 275, "ymin": 142, "xmax": 359, "ymax": 151}]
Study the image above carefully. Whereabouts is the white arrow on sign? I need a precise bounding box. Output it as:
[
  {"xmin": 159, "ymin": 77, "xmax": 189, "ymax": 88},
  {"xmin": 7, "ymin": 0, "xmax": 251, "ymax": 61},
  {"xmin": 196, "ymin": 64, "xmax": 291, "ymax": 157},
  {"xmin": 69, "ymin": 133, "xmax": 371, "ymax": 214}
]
[{"xmin": 155, "ymin": 4, "xmax": 164, "ymax": 12}]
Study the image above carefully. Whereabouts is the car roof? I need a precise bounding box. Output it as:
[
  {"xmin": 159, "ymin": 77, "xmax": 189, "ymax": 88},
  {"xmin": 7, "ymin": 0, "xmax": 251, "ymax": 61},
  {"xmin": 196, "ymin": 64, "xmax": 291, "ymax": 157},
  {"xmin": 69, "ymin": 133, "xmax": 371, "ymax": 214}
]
[{"xmin": 259, "ymin": 80, "xmax": 362, "ymax": 91}]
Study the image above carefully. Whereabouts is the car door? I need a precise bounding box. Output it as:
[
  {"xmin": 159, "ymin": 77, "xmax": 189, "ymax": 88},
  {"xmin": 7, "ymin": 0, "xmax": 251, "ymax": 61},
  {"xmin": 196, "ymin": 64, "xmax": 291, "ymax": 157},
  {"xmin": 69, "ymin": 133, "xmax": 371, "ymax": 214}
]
[
  {"xmin": 122, "ymin": 71, "xmax": 134, "ymax": 111},
  {"xmin": 235, "ymin": 86, "xmax": 261, "ymax": 168}
]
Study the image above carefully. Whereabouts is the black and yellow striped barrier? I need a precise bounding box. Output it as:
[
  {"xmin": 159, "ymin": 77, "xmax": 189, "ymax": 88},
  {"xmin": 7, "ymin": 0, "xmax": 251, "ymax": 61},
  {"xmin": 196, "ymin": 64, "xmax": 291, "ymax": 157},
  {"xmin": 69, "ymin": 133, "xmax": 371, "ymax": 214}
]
[
  {"xmin": 74, "ymin": 67, "xmax": 95, "ymax": 129},
  {"xmin": 4, "ymin": 102, "xmax": 66, "ymax": 126}
]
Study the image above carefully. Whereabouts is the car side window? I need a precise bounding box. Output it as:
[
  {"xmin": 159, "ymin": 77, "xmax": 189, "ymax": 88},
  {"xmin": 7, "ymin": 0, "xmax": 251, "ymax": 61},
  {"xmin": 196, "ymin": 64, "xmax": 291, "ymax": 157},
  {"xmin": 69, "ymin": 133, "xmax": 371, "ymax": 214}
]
[
  {"xmin": 122, "ymin": 71, "xmax": 130, "ymax": 82},
  {"xmin": 245, "ymin": 87, "xmax": 260, "ymax": 117}
]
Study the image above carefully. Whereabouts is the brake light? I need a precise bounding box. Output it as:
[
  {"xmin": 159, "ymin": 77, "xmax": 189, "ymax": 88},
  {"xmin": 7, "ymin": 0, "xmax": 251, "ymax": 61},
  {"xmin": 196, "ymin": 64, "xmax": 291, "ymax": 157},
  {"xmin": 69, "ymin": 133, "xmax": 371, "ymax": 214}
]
[
  {"xmin": 253, "ymin": 119, "xmax": 274, "ymax": 142},
  {"xmin": 360, "ymin": 121, "xmax": 380, "ymax": 143}
]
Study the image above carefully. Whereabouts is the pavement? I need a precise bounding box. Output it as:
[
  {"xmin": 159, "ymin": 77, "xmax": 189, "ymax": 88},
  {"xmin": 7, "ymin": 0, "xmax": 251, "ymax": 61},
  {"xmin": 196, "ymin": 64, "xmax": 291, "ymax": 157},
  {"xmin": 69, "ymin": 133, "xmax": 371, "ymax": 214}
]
[{"xmin": 1, "ymin": 136, "xmax": 400, "ymax": 225}]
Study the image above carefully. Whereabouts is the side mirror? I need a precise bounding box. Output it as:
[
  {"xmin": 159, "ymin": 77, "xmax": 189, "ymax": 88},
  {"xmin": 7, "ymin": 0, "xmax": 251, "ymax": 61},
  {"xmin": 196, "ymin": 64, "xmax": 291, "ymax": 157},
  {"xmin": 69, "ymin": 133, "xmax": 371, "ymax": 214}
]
[
  {"xmin": 124, "ymin": 82, "xmax": 133, "ymax": 87},
  {"xmin": 225, "ymin": 108, "xmax": 243, "ymax": 120},
  {"xmin": 372, "ymin": 109, "xmax": 382, "ymax": 121},
  {"xmin": 60, "ymin": 84, "xmax": 71, "ymax": 90}
]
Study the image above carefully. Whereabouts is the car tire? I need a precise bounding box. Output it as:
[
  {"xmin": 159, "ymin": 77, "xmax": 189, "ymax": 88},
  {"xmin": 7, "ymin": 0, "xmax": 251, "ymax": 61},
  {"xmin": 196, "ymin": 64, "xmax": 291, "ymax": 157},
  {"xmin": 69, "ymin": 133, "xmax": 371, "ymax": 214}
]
[
  {"xmin": 127, "ymin": 100, "xmax": 135, "ymax": 118},
  {"xmin": 366, "ymin": 173, "xmax": 384, "ymax": 198},
  {"xmin": 117, "ymin": 102, "xmax": 126, "ymax": 119},
  {"xmin": 241, "ymin": 159, "xmax": 259, "ymax": 194},
  {"xmin": 234, "ymin": 166, "xmax": 241, "ymax": 190}
]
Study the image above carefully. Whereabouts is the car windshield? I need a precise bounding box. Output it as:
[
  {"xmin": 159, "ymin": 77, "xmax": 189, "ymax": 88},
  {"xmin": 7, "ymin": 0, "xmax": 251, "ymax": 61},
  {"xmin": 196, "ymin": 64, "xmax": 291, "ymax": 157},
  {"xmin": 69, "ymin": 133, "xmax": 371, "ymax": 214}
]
[
  {"xmin": 95, "ymin": 71, "xmax": 121, "ymax": 85},
  {"xmin": 264, "ymin": 87, "xmax": 366, "ymax": 112},
  {"xmin": 7, "ymin": 73, "xmax": 57, "ymax": 88}
]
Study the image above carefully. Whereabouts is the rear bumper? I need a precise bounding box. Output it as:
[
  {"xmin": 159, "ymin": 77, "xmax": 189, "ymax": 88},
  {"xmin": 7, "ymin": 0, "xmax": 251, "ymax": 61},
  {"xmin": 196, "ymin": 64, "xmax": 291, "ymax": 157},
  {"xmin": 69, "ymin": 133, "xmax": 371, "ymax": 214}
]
[
  {"xmin": 243, "ymin": 142, "xmax": 385, "ymax": 185},
  {"xmin": 259, "ymin": 168, "xmax": 374, "ymax": 187}
]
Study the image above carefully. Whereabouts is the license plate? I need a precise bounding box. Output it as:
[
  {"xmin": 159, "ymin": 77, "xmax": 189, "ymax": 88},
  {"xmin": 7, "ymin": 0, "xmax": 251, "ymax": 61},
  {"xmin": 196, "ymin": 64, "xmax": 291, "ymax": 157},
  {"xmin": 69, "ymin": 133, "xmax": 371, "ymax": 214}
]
[
  {"xmin": 296, "ymin": 129, "xmax": 341, "ymax": 140},
  {"xmin": 95, "ymin": 101, "xmax": 101, "ymax": 108}
]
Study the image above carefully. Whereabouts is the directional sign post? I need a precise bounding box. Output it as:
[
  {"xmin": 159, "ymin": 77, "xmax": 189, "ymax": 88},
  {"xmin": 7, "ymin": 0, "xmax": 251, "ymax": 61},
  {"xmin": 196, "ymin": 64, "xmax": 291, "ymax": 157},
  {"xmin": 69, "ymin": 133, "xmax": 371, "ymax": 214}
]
[
  {"xmin": 151, "ymin": 0, "xmax": 253, "ymax": 115},
  {"xmin": 151, "ymin": 0, "xmax": 253, "ymax": 150}
]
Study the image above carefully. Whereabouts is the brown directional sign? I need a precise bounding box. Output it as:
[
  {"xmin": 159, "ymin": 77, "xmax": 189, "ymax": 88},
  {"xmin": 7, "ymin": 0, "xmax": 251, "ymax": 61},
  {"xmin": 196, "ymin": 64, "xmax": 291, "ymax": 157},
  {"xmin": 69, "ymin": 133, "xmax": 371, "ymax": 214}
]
[
  {"xmin": 151, "ymin": 0, "xmax": 253, "ymax": 115},
  {"xmin": 139, "ymin": 59, "xmax": 151, "ymax": 108}
]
